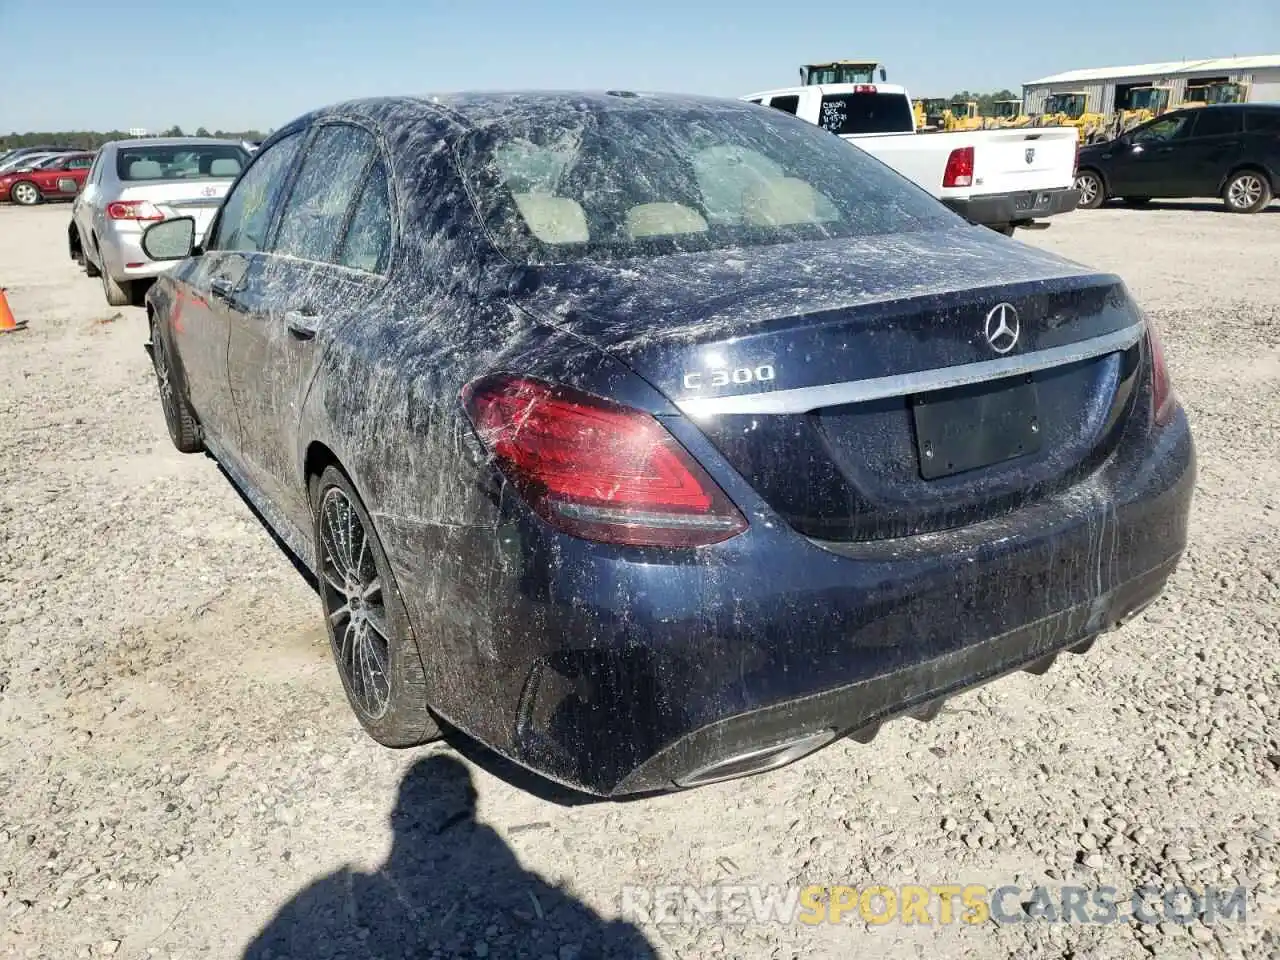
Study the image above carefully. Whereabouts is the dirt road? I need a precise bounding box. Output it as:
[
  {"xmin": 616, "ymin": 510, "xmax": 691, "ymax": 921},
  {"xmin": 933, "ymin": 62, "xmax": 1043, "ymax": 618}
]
[{"xmin": 1, "ymin": 202, "xmax": 1277, "ymax": 959}]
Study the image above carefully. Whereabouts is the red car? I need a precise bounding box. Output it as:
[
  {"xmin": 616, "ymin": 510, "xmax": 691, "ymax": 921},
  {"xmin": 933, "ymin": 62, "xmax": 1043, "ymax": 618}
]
[{"xmin": 0, "ymin": 152, "xmax": 96, "ymax": 205}]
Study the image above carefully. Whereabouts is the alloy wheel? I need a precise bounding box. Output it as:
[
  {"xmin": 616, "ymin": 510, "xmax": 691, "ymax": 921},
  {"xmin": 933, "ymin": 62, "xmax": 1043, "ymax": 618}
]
[
  {"xmin": 318, "ymin": 487, "xmax": 391, "ymax": 719},
  {"xmin": 11, "ymin": 183, "xmax": 39, "ymax": 205},
  {"xmin": 1076, "ymin": 173, "xmax": 1100, "ymax": 207},
  {"xmin": 152, "ymin": 335, "xmax": 177, "ymax": 432},
  {"xmin": 1228, "ymin": 175, "xmax": 1263, "ymax": 210}
]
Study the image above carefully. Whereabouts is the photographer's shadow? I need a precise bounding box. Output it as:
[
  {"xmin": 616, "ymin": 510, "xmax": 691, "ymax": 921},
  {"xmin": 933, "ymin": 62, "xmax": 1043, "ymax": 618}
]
[{"xmin": 242, "ymin": 754, "xmax": 656, "ymax": 960}]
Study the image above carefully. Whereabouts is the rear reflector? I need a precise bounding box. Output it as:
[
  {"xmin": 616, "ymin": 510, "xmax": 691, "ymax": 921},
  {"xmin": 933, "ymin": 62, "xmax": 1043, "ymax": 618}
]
[
  {"xmin": 107, "ymin": 200, "xmax": 164, "ymax": 221},
  {"xmin": 462, "ymin": 374, "xmax": 747, "ymax": 548},
  {"xmin": 1145, "ymin": 318, "xmax": 1177, "ymax": 425},
  {"xmin": 942, "ymin": 146, "xmax": 974, "ymax": 188}
]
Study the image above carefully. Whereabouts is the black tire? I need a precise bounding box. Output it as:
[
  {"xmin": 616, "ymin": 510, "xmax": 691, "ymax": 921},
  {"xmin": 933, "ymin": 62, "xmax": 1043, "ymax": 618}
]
[
  {"xmin": 312, "ymin": 465, "xmax": 441, "ymax": 748},
  {"xmin": 993, "ymin": 224, "xmax": 1016, "ymax": 237},
  {"xmin": 150, "ymin": 320, "xmax": 202, "ymax": 453},
  {"xmin": 9, "ymin": 181, "xmax": 41, "ymax": 206},
  {"xmin": 101, "ymin": 268, "xmax": 131, "ymax": 307},
  {"xmin": 1120, "ymin": 197, "xmax": 1152, "ymax": 206},
  {"xmin": 1222, "ymin": 170, "xmax": 1272, "ymax": 214},
  {"xmin": 84, "ymin": 235, "xmax": 101, "ymax": 277},
  {"xmin": 1075, "ymin": 170, "xmax": 1106, "ymax": 209}
]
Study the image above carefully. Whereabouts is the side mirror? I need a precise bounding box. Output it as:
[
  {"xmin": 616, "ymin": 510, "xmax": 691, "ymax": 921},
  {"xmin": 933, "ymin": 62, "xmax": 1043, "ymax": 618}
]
[
  {"xmin": 57, "ymin": 178, "xmax": 79, "ymax": 194},
  {"xmin": 879, "ymin": 68, "xmax": 887, "ymax": 82},
  {"xmin": 142, "ymin": 216, "xmax": 197, "ymax": 261}
]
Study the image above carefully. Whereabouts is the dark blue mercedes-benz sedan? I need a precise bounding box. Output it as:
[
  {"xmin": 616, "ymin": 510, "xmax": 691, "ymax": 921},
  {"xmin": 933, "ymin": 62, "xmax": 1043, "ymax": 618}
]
[{"xmin": 139, "ymin": 91, "xmax": 1194, "ymax": 797}]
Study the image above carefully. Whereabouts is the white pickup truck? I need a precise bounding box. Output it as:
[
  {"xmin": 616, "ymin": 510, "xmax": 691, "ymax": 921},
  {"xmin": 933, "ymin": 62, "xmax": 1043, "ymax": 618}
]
[{"xmin": 741, "ymin": 83, "xmax": 1081, "ymax": 234}]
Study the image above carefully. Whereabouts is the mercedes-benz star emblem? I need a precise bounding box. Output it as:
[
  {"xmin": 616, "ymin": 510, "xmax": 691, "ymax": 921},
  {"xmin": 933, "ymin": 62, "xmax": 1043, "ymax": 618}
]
[{"xmin": 984, "ymin": 303, "xmax": 1020, "ymax": 354}]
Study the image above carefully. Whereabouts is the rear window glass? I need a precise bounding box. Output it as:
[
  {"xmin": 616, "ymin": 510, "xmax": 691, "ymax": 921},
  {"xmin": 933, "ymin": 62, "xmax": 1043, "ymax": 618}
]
[
  {"xmin": 818, "ymin": 93, "xmax": 914, "ymax": 134},
  {"xmin": 116, "ymin": 144, "xmax": 247, "ymax": 182},
  {"xmin": 768, "ymin": 95, "xmax": 800, "ymax": 116},
  {"xmin": 455, "ymin": 99, "xmax": 954, "ymax": 265}
]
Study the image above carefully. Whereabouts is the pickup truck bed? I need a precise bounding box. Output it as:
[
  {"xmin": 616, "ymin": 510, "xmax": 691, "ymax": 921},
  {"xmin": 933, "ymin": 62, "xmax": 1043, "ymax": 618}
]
[{"xmin": 742, "ymin": 83, "xmax": 1081, "ymax": 233}]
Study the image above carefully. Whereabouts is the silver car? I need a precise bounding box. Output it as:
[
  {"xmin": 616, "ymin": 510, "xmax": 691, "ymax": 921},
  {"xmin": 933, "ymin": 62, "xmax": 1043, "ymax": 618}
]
[{"xmin": 71, "ymin": 138, "xmax": 249, "ymax": 306}]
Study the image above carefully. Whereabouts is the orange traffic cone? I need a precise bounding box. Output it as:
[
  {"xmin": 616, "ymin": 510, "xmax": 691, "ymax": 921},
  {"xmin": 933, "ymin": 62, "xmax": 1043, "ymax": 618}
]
[{"xmin": 0, "ymin": 287, "xmax": 27, "ymax": 333}]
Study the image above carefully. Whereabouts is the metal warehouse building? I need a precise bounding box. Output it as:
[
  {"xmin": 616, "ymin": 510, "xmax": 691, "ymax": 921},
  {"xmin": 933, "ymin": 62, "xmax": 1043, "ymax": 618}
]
[{"xmin": 1022, "ymin": 55, "xmax": 1280, "ymax": 116}]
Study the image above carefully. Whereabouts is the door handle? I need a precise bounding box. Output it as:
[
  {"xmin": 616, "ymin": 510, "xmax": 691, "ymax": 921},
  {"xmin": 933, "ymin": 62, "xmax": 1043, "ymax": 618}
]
[
  {"xmin": 209, "ymin": 278, "xmax": 235, "ymax": 303},
  {"xmin": 284, "ymin": 309, "xmax": 319, "ymax": 340}
]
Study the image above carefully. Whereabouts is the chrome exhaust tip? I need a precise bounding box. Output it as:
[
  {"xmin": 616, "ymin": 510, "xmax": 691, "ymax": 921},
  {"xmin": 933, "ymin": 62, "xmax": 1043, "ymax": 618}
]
[{"xmin": 674, "ymin": 729, "xmax": 837, "ymax": 788}]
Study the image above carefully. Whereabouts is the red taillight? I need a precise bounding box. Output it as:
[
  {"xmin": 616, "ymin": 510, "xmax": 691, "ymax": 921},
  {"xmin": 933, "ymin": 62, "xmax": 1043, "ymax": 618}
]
[
  {"xmin": 852, "ymin": 84, "xmax": 878, "ymax": 94},
  {"xmin": 1146, "ymin": 319, "xmax": 1176, "ymax": 425},
  {"xmin": 942, "ymin": 146, "xmax": 974, "ymax": 188},
  {"xmin": 107, "ymin": 200, "xmax": 164, "ymax": 221},
  {"xmin": 462, "ymin": 375, "xmax": 747, "ymax": 548}
]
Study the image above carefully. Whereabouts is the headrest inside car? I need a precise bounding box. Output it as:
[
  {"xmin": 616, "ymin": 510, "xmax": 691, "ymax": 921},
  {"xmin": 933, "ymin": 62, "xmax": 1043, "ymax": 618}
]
[
  {"xmin": 741, "ymin": 177, "xmax": 819, "ymax": 226},
  {"xmin": 512, "ymin": 193, "xmax": 589, "ymax": 245},
  {"xmin": 625, "ymin": 203, "xmax": 709, "ymax": 239}
]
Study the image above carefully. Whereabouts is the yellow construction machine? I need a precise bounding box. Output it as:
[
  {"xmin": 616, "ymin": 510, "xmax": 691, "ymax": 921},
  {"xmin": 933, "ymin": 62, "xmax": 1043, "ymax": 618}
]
[
  {"xmin": 1184, "ymin": 80, "xmax": 1250, "ymax": 106},
  {"xmin": 948, "ymin": 100, "xmax": 983, "ymax": 131},
  {"xmin": 799, "ymin": 60, "xmax": 888, "ymax": 86},
  {"xmin": 1036, "ymin": 92, "xmax": 1108, "ymax": 143},
  {"xmin": 917, "ymin": 98, "xmax": 950, "ymax": 131},
  {"xmin": 985, "ymin": 98, "xmax": 1030, "ymax": 128},
  {"xmin": 1111, "ymin": 85, "xmax": 1175, "ymax": 137}
]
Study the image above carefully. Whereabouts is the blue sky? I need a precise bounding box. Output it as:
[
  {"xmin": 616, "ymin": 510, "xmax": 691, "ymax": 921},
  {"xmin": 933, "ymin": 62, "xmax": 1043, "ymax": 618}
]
[{"xmin": 2, "ymin": 0, "xmax": 1277, "ymax": 133}]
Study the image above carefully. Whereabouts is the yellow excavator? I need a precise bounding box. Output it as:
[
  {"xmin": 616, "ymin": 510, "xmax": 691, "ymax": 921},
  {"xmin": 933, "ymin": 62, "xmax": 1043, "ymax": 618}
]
[
  {"xmin": 985, "ymin": 99, "xmax": 1030, "ymax": 128},
  {"xmin": 799, "ymin": 60, "xmax": 888, "ymax": 86},
  {"xmin": 1036, "ymin": 91, "xmax": 1108, "ymax": 143}
]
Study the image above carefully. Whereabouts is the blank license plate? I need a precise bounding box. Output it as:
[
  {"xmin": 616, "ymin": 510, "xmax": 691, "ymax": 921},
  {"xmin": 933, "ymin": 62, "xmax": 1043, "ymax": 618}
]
[{"xmin": 912, "ymin": 375, "xmax": 1041, "ymax": 480}]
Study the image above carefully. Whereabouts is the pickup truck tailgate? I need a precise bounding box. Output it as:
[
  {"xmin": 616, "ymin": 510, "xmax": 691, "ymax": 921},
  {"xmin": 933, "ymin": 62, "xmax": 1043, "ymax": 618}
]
[{"xmin": 975, "ymin": 128, "xmax": 1077, "ymax": 192}]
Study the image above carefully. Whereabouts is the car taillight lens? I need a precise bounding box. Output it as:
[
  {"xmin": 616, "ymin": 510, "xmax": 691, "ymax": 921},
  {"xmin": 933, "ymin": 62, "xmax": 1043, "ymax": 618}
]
[
  {"xmin": 107, "ymin": 200, "xmax": 164, "ymax": 221},
  {"xmin": 942, "ymin": 146, "xmax": 974, "ymax": 188},
  {"xmin": 1146, "ymin": 319, "xmax": 1176, "ymax": 425},
  {"xmin": 462, "ymin": 374, "xmax": 748, "ymax": 548}
]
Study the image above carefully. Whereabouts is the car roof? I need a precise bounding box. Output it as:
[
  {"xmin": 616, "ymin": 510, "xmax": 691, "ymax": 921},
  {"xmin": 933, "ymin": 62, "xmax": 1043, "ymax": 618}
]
[
  {"xmin": 283, "ymin": 91, "xmax": 784, "ymax": 137},
  {"xmin": 100, "ymin": 137, "xmax": 248, "ymax": 150}
]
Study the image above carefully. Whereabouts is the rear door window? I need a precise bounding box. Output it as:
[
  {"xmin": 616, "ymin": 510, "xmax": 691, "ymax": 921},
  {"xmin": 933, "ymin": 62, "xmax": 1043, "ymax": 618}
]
[
  {"xmin": 1189, "ymin": 109, "xmax": 1242, "ymax": 138},
  {"xmin": 338, "ymin": 159, "xmax": 394, "ymax": 274},
  {"xmin": 767, "ymin": 95, "xmax": 800, "ymax": 116},
  {"xmin": 817, "ymin": 93, "xmax": 914, "ymax": 135},
  {"xmin": 116, "ymin": 144, "xmax": 247, "ymax": 181},
  {"xmin": 273, "ymin": 124, "xmax": 377, "ymax": 264}
]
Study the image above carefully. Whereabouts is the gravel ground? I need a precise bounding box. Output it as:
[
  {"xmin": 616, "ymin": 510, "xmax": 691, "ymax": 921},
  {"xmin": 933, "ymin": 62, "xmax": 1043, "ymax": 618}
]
[{"xmin": 1, "ymin": 200, "xmax": 1277, "ymax": 960}]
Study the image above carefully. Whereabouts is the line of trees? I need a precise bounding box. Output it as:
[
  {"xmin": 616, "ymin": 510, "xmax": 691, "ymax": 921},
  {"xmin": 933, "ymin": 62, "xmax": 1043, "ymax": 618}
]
[
  {"xmin": 1, "ymin": 126, "xmax": 270, "ymax": 150},
  {"xmin": 946, "ymin": 89, "xmax": 1022, "ymax": 112}
]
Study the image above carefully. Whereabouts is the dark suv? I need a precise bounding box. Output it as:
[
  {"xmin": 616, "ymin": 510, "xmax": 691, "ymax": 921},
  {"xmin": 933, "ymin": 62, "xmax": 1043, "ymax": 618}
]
[{"xmin": 1074, "ymin": 103, "xmax": 1280, "ymax": 213}]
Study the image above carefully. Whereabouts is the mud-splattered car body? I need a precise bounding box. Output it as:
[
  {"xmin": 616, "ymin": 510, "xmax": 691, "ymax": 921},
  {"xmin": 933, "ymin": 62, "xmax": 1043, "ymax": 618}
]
[{"xmin": 143, "ymin": 92, "xmax": 1195, "ymax": 797}]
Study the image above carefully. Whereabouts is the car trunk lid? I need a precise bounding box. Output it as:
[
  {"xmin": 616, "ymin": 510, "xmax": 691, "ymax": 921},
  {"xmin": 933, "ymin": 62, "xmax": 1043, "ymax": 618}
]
[
  {"xmin": 522, "ymin": 226, "xmax": 1146, "ymax": 542},
  {"xmin": 118, "ymin": 179, "xmax": 237, "ymax": 240}
]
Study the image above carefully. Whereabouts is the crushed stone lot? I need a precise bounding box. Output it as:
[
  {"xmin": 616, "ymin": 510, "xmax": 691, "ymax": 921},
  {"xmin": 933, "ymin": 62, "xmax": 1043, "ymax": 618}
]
[{"xmin": 1, "ymin": 200, "xmax": 1278, "ymax": 960}]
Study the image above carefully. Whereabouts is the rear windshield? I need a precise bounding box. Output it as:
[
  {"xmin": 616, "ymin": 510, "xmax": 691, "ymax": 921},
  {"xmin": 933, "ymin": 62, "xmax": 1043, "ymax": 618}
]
[
  {"xmin": 818, "ymin": 93, "xmax": 915, "ymax": 135},
  {"xmin": 454, "ymin": 99, "xmax": 953, "ymax": 265},
  {"xmin": 116, "ymin": 144, "xmax": 247, "ymax": 182}
]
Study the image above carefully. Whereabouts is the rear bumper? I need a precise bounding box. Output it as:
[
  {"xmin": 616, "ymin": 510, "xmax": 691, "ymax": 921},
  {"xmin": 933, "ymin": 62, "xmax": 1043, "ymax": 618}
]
[
  {"xmin": 943, "ymin": 187, "xmax": 1081, "ymax": 227},
  {"xmin": 384, "ymin": 405, "xmax": 1194, "ymax": 798}
]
